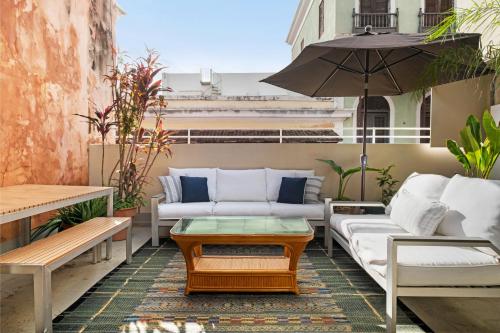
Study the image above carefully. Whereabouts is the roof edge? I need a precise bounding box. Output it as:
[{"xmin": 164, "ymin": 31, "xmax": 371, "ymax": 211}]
[{"xmin": 286, "ymin": 0, "xmax": 313, "ymax": 45}]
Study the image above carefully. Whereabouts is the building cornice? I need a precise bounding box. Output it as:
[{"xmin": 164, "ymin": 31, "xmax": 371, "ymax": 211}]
[{"xmin": 286, "ymin": 0, "xmax": 313, "ymax": 46}]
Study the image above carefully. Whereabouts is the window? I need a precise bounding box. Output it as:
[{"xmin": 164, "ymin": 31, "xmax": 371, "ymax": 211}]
[
  {"xmin": 300, "ymin": 38, "xmax": 305, "ymax": 51},
  {"xmin": 319, "ymin": 0, "xmax": 324, "ymax": 38}
]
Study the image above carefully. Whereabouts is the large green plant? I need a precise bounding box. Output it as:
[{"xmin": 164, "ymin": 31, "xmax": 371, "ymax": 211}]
[
  {"xmin": 317, "ymin": 159, "xmax": 379, "ymax": 201},
  {"xmin": 447, "ymin": 111, "xmax": 500, "ymax": 178},
  {"xmin": 30, "ymin": 198, "xmax": 107, "ymax": 241}
]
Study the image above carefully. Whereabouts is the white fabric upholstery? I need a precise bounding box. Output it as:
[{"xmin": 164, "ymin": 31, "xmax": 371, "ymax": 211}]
[
  {"xmin": 437, "ymin": 175, "xmax": 500, "ymax": 252},
  {"xmin": 386, "ymin": 173, "xmax": 450, "ymax": 214},
  {"xmin": 351, "ymin": 233, "xmax": 500, "ymax": 286},
  {"xmin": 169, "ymin": 168, "xmax": 217, "ymax": 201},
  {"xmin": 270, "ymin": 202, "xmax": 324, "ymax": 219},
  {"xmin": 390, "ymin": 189, "xmax": 448, "ymax": 236},
  {"xmin": 213, "ymin": 202, "xmax": 271, "ymax": 216},
  {"xmin": 330, "ymin": 214, "xmax": 402, "ymax": 240},
  {"xmin": 265, "ymin": 169, "xmax": 296, "ymax": 201},
  {"xmin": 216, "ymin": 169, "xmax": 267, "ymax": 202},
  {"xmin": 158, "ymin": 202, "xmax": 215, "ymax": 219}
]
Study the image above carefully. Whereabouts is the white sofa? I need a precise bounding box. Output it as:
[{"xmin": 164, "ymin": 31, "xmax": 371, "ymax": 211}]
[
  {"xmin": 151, "ymin": 168, "xmax": 329, "ymax": 246},
  {"xmin": 327, "ymin": 174, "xmax": 500, "ymax": 333}
]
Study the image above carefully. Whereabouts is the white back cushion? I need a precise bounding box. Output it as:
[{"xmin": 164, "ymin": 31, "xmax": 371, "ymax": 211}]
[
  {"xmin": 390, "ymin": 189, "xmax": 448, "ymax": 236},
  {"xmin": 216, "ymin": 169, "xmax": 267, "ymax": 202},
  {"xmin": 437, "ymin": 175, "xmax": 500, "ymax": 250},
  {"xmin": 265, "ymin": 168, "xmax": 314, "ymax": 201},
  {"xmin": 169, "ymin": 168, "xmax": 217, "ymax": 201},
  {"xmin": 386, "ymin": 172, "xmax": 450, "ymax": 214}
]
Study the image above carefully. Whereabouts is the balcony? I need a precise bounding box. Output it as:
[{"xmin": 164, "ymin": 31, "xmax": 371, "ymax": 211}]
[
  {"xmin": 352, "ymin": 8, "xmax": 399, "ymax": 34},
  {"xmin": 418, "ymin": 8, "xmax": 452, "ymax": 32}
]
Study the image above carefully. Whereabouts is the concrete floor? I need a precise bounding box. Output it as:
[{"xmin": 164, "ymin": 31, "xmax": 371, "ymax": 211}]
[{"xmin": 1, "ymin": 228, "xmax": 499, "ymax": 333}]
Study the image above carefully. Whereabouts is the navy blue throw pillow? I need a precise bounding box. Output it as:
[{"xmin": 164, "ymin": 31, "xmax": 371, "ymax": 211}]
[
  {"xmin": 277, "ymin": 177, "xmax": 307, "ymax": 204},
  {"xmin": 180, "ymin": 176, "xmax": 210, "ymax": 203}
]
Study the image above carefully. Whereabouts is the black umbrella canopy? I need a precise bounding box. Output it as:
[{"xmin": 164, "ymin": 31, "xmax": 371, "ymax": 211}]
[
  {"xmin": 262, "ymin": 32, "xmax": 484, "ymax": 201},
  {"xmin": 262, "ymin": 32, "xmax": 482, "ymax": 97}
]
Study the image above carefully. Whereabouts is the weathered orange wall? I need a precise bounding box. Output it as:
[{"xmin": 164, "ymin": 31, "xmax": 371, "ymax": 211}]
[{"xmin": 0, "ymin": 0, "xmax": 117, "ymax": 243}]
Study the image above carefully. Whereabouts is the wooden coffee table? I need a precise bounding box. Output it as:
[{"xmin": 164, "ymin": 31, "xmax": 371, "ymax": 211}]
[{"xmin": 170, "ymin": 216, "xmax": 314, "ymax": 295}]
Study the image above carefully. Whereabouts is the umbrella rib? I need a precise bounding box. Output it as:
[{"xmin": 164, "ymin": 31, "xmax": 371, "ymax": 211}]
[
  {"xmin": 318, "ymin": 56, "xmax": 364, "ymax": 75},
  {"xmin": 375, "ymin": 50, "xmax": 403, "ymax": 94},
  {"xmin": 352, "ymin": 51, "xmax": 365, "ymax": 73},
  {"xmin": 371, "ymin": 49, "xmax": 423, "ymax": 74},
  {"xmin": 313, "ymin": 52, "xmax": 355, "ymax": 96},
  {"xmin": 369, "ymin": 49, "xmax": 394, "ymax": 72}
]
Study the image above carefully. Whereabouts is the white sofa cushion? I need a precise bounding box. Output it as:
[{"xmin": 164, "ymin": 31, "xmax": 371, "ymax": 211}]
[
  {"xmin": 386, "ymin": 172, "xmax": 450, "ymax": 214},
  {"xmin": 390, "ymin": 189, "xmax": 448, "ymax": 236},
  {"xmin": 330, "ymin": 214, "xmax": 404, "ymax": 240},
  {"xmin": 270, "ymin": 202, "xmax": 324, "ymax": 219},
  {"xmin": 437, "ymin": 175, "xmax": 500, "ymax": 252},
  {"xmin": 265, "ymin": 169, "xmax": 315, "ymax": 201},
  {"xmin": 157, "ymin": 202, "xmax": 215, "ymax": 219},
  {"xmin": 213, "ymin": 202, "xmax": 271, "ymax": 216},
  {"xmin": 216, "ymin": 169, "xmax": 267, "ymax": 202},
  {"xmin": 351, "ymin": 233, "xmax": 500, "ymax": 286},
  {"xmin": 169, "ymin": 168, "xmax": 217, "ymax": 201},
  {"xmin": 158, "ymin": 175, "xmax": 181, "ymax": 203},
  {"xmin": 304, "ymin": 176, "xmax": 324, "ymax": 203}
]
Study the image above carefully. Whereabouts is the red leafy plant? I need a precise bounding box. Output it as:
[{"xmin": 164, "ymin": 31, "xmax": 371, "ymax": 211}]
[{"xmin": 77, "ymin": 50, "xmax": 174, "ymax": 209}]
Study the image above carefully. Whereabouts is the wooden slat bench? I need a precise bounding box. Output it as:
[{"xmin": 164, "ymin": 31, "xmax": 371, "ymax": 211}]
[{"xmin": 0, "ymin": 217, "xmax": 132, "ymax": 333}]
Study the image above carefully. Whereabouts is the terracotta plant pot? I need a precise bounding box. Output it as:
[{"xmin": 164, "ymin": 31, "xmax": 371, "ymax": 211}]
[{"xmin": 112, "ymin": 207, "xmax": 137, "ymax": 241}]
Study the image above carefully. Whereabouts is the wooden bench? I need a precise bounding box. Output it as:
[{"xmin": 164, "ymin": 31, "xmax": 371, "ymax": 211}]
[{"xmin": 0, "ymin": 217, "xmax": 132, "ymax": 333}]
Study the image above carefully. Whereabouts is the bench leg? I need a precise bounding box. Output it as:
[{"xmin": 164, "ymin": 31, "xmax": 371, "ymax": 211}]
[
  {"xmin": 386, "ymin": 286, "xmax": 397, "ymax": 333},
  {"xmin": 106, "ymin": 237, "xmax": 112, "ymax": 260},
  {"xmin": 126, "ymin": 225, "xmax": 132, "ymax": 264},
  {"xmin": 34, "ymin": 267, "xmax": 52, "ymax": 333},
  {"xmin": 92, "ymin": 245, "xmax": 102, "ymax": 263},
  {"xmin": 327, "ymin": 229, "xmax": 333, "ymax": 257},
  {"xmin": 152, "ymin": 217, "xmax": 159, "ymax": 247}
]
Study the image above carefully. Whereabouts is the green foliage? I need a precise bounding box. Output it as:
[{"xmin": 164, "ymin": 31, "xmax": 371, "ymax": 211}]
[
  {"xmin": 317, "ymin": 159, "xmax": 379, "ymax": 201},
  {"xmin": 30, "ymin": 198, "xmax": 107, "ymax": 241},
  {"xmin": 420, "ymin": 0, "xmax": 500, "ymax": 104},
  {"xmin": 376, "ymin": 165, "xmax": 399, "ymax": 205},
  {"xmin": 447, "ymin": 111, "xmax": 500, "ymax": 178}
]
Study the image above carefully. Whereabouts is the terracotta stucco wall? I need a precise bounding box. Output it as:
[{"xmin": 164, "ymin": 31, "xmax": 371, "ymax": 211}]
[{"xmin": 0, "ymin": 0, "xmax": 117, "ymax": 244}]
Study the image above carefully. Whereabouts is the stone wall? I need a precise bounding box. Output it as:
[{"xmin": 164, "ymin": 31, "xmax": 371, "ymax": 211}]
[{"xmin": 0, "ymin": 0, "xmax": 118, "ymax": 243}]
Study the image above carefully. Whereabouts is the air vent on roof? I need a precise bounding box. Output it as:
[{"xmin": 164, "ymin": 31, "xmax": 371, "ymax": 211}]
[{"xmin": 200, "ymin": 68, "xmax": 212, "ymax": 85}]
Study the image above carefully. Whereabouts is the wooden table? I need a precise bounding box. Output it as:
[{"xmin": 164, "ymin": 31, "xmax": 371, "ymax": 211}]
[
  {"xmin": 170, "ymin": 216, "xmax": 314, "ymax": 295},
  {"xmin": 0, "ymin": 185, "xmax": 114, "ymax": 248}
]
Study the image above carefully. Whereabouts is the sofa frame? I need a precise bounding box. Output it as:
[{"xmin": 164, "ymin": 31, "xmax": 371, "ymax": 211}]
[
  {"xmin": 151, "ymin": 193, "xmax": 332, "ymax": 248},
  {"xmin": 327, "ymin": 201, "xmax": 500, "ymax": 333}
]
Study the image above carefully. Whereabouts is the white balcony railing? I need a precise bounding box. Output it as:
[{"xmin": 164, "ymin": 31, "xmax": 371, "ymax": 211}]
[{"xmin": 162, "ymin": 127, "xmax": 431, "ymax": 144}]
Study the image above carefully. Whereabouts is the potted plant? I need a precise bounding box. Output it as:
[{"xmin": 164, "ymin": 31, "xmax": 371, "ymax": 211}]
[
  {"xmin": 317, "ymin": 159, "xmax": 379, "ymax": 214},
  {"xmin": 77, "ymin": 51, "xmax": 174, "ymax": 240},
  {"xmin": 376, "ymin": 164, "xmax": 399, "ymax": 206},
  {"xmin": 31, "ymin": 198, "xmax": 107, "ymax": 241},
  {"xmin": 447, "ymin": 111, "xmax": 500, "ymax": 179}
]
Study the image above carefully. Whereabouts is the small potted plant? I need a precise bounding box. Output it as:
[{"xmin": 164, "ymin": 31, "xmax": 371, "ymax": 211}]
[{"xmin": 317, "ymin": 159, "xmax": 379, "ymax": 214}]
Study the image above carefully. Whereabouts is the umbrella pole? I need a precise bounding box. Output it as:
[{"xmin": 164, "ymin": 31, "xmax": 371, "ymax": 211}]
[{"xmin": 360, "ymin": 50, "xmax": 369, "ymax": 201}]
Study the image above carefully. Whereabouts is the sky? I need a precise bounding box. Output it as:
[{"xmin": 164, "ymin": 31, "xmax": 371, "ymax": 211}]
[{"xmin": 116, "ymin": 0, "xmax": 299, "ymax": 73}]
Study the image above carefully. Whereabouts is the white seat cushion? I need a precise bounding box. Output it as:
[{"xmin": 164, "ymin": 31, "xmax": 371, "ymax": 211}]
[
  {"xmin": 158, "ymin": 202, "xmax": 215, "ymax": 219},
  {"xmin": 437, "ymin": 175, "xmax": 500, "ymax": 252},
  {"xmin": 330, "ymin": 214, "xmax": 403, "ymax": 240},
  {"xmin": 216, "ymin": 169, "xmax": 267, "ymax": 202},
  {"xmin": 351, "ymin": 233, "xmax": 500, "ymax": 286},
  {"xmin": 169, "ymin": 168, "xmax": 217, "ymax": 201},
  {"xmin": 213, "ymin": 202, "xmax": 271, "ymax": 216},
  {"xmin": 386, "ymin": 172, "xmax": 450, "ymax": 214},
  {"xmin": 270, "ymin": 202, "xmax": 324, "ymax": 219}
]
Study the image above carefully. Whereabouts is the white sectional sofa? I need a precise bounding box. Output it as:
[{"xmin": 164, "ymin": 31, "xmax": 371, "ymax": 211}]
[
  {"xmin": 151, "ymin": 168, "xmax": 329, "ymax": 246},
  {"xmin": 326, "ymin": 173, "xmax": 500, "ymax": 332}
]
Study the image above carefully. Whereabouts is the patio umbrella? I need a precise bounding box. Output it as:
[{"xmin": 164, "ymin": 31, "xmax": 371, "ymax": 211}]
[{"xmin": 262, "ymin": 31, "xmax": 484, "ymax": 200}]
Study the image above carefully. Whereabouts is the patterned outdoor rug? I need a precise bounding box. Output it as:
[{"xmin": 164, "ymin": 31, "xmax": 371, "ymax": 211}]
[{"xmin": 53, "ymin": 239, "xmax": 428, "ymax": 333}]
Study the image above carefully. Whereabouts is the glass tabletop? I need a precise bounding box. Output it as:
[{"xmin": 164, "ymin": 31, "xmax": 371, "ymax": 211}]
[{"xmin": 170, "ymin": 216, "xmax": 313, "ymax": 236}]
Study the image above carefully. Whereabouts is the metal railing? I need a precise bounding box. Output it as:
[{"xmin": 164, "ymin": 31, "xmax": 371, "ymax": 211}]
[
  {"xmin": 352, "ymin": 8, "xmax": 399, "ymax": 33},
  {"xmin": 162, "ymin": 127, "xmax": 430, "ymax": 144},
  {"xmin": 418, "ymin": 8, "xmax": 451, "ymax": 32}
]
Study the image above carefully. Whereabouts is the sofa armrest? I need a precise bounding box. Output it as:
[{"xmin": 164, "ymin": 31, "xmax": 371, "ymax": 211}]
[
  {"xmin": 328, "ymin": 200, "xmax": 385, "ymax": 216},
  {"xmin": 386, "ymin": 235, "xmax": 500, "ymax": 291},
  {"xmin": 152, "ymin": 193, "xmax": 166, "ymax": 203}
]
